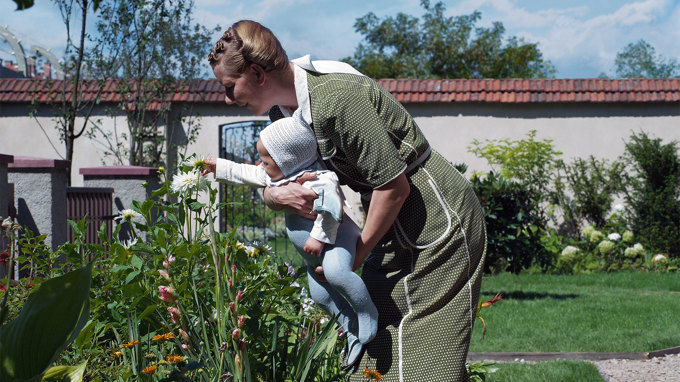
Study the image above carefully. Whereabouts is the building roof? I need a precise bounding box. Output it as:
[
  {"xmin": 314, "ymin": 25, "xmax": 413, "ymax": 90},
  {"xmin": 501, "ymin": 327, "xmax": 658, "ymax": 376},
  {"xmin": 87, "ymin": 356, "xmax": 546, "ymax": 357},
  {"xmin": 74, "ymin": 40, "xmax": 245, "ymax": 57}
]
[{"xmin": 1, "ymin": 77, "xmax": 679, "ymax": 105}]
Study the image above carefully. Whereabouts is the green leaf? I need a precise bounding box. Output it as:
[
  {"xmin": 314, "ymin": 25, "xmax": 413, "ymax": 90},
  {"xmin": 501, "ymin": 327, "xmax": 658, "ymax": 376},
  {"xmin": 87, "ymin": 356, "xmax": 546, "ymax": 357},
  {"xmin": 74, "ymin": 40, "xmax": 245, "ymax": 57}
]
[
  {"xmin": 188, "ymin": 201, "xmax": 205, "ymax": 212},
  {"xmin": 125, "ymin": 270, "xmax": 141, "ymax": 285},
  {"xmin": 41, "ymin": 361, "xmax": 87, "ymax": 382},
  {"xmin": 0, "ymin": 263, "xmax": 92, "ymax": 381},
  {"xmin": 130, "ymin": 255, "xmax": 143, "ymax": 270},
  {"xmin": 67, "ymin": 220, "xmax": 83, "ymax": 237}
]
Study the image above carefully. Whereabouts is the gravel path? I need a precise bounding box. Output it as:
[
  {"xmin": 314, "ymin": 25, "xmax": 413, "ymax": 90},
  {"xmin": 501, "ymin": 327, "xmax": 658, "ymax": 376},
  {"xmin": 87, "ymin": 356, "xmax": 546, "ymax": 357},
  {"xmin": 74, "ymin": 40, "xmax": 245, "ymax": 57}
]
[{"xmin": 593, "ymin": 354, "xmax": 680, "ymax": 382}]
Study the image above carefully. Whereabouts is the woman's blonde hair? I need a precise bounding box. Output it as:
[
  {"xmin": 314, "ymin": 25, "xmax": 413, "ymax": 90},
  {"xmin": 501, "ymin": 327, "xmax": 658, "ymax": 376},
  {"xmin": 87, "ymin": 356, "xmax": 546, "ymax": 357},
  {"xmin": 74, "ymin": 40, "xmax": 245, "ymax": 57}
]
[{"xmin": 208, "ymin": 20, "xmax": 288, "ymax": 76}]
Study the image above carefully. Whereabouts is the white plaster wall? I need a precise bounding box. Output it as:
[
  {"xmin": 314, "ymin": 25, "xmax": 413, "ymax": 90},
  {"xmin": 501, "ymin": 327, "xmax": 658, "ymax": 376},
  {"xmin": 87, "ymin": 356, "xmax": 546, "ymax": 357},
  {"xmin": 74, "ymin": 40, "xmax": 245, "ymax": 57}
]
[
  {"xmin": 0, "ymin": 104, "xmax": 130, "ymax": 186},
  {"xmin": 407, "ymin": 103, "xmax": 680, "ymax": 173},
  {"xmin": 2, "ymin": 101, "xmax": 678, "ymax": 226}
]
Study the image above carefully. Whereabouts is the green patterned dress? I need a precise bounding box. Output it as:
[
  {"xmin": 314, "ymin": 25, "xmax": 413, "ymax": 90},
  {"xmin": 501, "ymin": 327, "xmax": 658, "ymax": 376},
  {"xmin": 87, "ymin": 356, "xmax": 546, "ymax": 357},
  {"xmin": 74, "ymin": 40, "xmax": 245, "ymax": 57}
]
[{"xmin": 305, "ymin": 71, "xmax": 487, "ymax": 381}]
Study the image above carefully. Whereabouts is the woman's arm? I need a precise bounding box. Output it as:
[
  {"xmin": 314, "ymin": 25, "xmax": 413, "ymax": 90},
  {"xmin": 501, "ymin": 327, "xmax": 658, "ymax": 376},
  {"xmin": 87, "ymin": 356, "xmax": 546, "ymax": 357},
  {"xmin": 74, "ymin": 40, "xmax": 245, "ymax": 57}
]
[{"xmin": 353, "ymin": 173, "xmax": 410, "ymax": 270}]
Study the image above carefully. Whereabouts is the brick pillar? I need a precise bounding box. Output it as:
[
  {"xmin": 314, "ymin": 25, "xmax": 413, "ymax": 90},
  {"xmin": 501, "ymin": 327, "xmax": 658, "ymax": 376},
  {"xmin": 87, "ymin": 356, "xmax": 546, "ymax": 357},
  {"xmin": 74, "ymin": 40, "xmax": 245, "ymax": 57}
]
[
  {"xmin": 80, "ymin": 166, "xmax": 160, "ymax": 241},
  {"xmin": 7, "ymin": 156, "xmax": 70, "ymax": 251}
]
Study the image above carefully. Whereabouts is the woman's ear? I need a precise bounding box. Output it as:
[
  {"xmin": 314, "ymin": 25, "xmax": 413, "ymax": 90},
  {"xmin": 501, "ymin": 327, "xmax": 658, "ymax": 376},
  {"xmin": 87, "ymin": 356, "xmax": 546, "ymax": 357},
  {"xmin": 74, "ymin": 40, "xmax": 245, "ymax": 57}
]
[{"xmin": 250, "ymin": 63, "xmax": 266, "ymax": 85}]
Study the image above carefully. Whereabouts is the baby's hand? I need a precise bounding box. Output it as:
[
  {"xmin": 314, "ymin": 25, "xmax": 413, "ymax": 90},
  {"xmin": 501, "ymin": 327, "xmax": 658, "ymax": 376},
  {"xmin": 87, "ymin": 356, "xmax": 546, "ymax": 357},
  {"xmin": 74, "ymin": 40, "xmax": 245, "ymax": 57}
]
[
  {"xmin": 202, "ymin": 156, "xmax": 217, "ymax": 176},
  {"xmin": 304, "ymin": 237, "xmax": 325, "ymax": 257}
]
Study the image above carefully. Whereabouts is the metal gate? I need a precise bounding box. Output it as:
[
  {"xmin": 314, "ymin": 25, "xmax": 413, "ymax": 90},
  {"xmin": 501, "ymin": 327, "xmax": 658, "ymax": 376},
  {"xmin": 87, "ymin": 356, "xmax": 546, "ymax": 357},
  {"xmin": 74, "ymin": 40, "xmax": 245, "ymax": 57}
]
[
  {"xmin": 66, "ymin": 187, "xmax": 114, "ymax": 245},
  {"xmin": 218, "ymin": 120, "xmax": 295, "ymax": 263}
]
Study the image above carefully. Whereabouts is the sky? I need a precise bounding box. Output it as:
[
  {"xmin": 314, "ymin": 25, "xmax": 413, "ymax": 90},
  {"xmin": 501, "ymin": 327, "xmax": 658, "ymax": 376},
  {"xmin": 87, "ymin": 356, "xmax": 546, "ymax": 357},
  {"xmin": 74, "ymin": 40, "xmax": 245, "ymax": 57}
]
[{"xmin": 1, "ymin": 0, "xmax": 679, "ymax": 79}]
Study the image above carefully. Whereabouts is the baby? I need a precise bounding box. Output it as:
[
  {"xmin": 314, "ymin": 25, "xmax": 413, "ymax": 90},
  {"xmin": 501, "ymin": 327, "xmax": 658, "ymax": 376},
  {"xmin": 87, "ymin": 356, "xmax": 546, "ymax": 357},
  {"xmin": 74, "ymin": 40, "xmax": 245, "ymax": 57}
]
[{"xmin": 207, "ymin": 109, "xmax": 377, "ymax": 366}]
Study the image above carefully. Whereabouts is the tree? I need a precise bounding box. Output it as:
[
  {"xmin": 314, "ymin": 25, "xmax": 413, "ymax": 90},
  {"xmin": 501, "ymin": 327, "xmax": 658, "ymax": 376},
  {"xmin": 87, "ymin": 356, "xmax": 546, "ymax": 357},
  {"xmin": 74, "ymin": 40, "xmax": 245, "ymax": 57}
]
[
  {"xmin": 87, "ymin": 0, "xmax": 218, "ymax": 167},
  {"xmin": 28, "ymin": 0, "xmax": 104, "ymax": 185},
  {"xmin": 343, "ymin": 0, "xmax": 555, "ymax": 79},
  {"xmin": 614, "ymin": 39, "xmax": 680, "ymax": 78}
]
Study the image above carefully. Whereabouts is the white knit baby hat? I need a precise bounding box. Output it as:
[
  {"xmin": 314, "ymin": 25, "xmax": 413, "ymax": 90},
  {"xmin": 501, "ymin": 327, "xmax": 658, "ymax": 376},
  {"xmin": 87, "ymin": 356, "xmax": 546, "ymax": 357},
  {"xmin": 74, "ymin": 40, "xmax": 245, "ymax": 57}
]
[{"xmin": 260, "ymin": 109, "xmax": 318, "ymax": 177}]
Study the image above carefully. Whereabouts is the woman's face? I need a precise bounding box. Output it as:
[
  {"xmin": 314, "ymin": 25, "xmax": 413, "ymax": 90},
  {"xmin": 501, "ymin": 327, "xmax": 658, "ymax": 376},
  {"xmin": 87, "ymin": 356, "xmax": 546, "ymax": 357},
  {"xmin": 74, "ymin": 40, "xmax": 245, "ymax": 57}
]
[{"xmin": 213, "ymin": 63, "xmax": 268, "ymax": 116}]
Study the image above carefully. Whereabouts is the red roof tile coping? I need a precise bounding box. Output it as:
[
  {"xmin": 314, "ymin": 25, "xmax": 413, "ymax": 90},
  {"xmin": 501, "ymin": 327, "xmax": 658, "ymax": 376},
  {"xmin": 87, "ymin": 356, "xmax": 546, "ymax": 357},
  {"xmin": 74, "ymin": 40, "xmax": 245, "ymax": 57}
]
[
  {"xmin": 0, "ymin": 154, "xmax": 13, "ymax": 164},
  {"xmin": 8, "ymin": 156, "xmax": 70, "ymax": 169},
  {"xmin": 80, "ymin": 166, "xmax": 158, "ymax": 176},
  {"xmin": 1, "ymin": 78, "xmax": 679, "ymax": 104}
]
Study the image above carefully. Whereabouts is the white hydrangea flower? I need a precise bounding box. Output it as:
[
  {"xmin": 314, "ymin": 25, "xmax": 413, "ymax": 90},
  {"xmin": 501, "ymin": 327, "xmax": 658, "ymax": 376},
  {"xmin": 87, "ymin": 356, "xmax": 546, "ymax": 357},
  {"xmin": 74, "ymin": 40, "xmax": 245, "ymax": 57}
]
[
  {"xmin": 561, "ymin": 245, "xmax": 580, "ymax": 257},
  {"xmin": 613, "ymin": 203, "xmax": 625, "ymax": 212},
  {"xmin": 597, "ymin": 240, "xmax": 615, "ymax": 255},
  {"xmin": 582, "ymin": 225, "xmax": 595, "ymax": 240},
  {"xmin": 624, "ymin": 243, "xmax": 645, "ymax": 258},
  {"xmin": 622, "ymin": 231, "xmax": 634, "ymax": 242},
  {"xmin": 652, "ymin": 254, "xmax": 668, "ymax": 265},
  {"xmin": 590, "ymin": 230, "xmax": 605, "ymax": 244},
  {"xmin": 608, "ymin": 233, "xmax": 621, "ymax": 241},
  {"xmin": 171, "ymin": 169, "xmax": 209, "ymax": 194}
]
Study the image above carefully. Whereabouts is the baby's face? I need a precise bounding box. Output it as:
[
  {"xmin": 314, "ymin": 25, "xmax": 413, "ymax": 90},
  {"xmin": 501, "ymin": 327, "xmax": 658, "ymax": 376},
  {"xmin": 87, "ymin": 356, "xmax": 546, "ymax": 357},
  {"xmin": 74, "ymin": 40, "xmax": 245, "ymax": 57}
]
[{"xmin": 256, "ymin": 138, "xmax": 284, "ymax": 181}]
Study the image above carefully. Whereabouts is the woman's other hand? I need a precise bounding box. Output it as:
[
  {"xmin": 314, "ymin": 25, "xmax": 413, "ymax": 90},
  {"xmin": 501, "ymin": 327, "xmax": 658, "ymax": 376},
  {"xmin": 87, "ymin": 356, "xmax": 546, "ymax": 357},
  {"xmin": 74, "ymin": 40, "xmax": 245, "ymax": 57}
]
[{"xmin": 263, "ymin": 172, "xmax": 319, "ymax": 219}]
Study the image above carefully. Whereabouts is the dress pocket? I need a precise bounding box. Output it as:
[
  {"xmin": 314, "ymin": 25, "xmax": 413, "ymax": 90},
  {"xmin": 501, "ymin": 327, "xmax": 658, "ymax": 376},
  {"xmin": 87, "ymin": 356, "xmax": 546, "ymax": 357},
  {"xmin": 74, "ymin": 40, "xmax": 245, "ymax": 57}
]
[{"xmin": 394, "ymin": 172, "xmax": 452, "ymax": 249}]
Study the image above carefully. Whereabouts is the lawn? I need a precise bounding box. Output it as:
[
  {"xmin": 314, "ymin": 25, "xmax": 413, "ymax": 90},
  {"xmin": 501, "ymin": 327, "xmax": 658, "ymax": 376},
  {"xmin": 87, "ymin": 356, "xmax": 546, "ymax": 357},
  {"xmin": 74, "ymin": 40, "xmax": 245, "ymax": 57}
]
[
  {"xmin": 470, "ymin": 272, "xmax": 680, "ymax": 353},
  {"xmin": 485, "ymin": 360, "xmax": 603, "ymax": 382}
]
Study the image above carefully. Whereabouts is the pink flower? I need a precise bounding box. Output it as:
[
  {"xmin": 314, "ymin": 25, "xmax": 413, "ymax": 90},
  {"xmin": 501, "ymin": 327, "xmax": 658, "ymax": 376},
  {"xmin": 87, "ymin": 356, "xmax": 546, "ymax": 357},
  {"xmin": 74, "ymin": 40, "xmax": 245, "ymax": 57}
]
[
  {"xmin": 158, "ymin": 286, "xmax": 176, "ymax": 303},
  {"xmin": 232, "ymin": 328, "xmax": 240, "ymax": 340},
  {"xmin": 158, "ymin": 270, "xmax": 171, "ymax": 282},
  {"xmin": 236, "ymin": 290, "xmax": 242, "ymax": 303},
  {"xmin": 167, "ymin": 307, "xmax": 181, "ymax": 323},
  {"xmin": 238, "ymin": 315, "xmax": 246, "ymax": 328},
  {"xmin": 162, "ymin": 256, "xmax": 176, "ymax": 270},
  {"xmin": 229, "ymin": 302, "xmax": 236, "ymax": 316},
  {"xmin": 228, "ymin": 279, "xmax": 233, "ymax": 288},
  {"xmin": 182, "ymin": 344, "xmax": 188, "ymax": 350}
]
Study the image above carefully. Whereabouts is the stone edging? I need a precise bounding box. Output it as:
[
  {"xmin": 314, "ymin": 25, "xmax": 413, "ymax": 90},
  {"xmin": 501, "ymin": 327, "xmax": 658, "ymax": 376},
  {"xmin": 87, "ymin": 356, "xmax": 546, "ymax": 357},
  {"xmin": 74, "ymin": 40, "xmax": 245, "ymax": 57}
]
[{"xmin": 468, "ymin": 345, "xmax": 680, "ymax": 362}]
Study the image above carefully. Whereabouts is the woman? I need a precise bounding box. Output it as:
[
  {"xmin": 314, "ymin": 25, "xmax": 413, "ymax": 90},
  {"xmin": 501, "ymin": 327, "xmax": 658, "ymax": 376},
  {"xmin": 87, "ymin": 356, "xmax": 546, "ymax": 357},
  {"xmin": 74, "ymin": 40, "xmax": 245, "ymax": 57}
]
[{"xmin": 207, "ymin": 20, "xmax": 486, "ymax": 381}]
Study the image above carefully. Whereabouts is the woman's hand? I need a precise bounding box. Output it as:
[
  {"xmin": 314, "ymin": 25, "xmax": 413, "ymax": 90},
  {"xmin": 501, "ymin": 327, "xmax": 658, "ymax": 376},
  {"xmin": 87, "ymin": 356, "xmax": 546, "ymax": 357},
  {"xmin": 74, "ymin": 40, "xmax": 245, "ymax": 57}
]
[
  {"xmin": 263, "ymin": 172, "xmax": 319, "ymax": 219},
  {"xmin": 353, "ymin": 173, "xmax": 411, "ymax": 271}
]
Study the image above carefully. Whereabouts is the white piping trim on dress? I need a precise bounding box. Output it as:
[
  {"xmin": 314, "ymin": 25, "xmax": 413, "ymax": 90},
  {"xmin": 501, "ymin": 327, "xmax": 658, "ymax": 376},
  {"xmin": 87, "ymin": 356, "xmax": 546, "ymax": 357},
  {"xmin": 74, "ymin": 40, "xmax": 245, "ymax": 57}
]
[
  {"xmin": 395, "ymin": 177, "xmax": 452, "ymax": 249},
  {"xmin": 321, "ymin": 147, "xmax": 337, "ymax": 160},
  {"xmin": 397, "ymin": 245, "xmax": 415, "ymax": 382},
  {"xmin": 309, "ymin": 78, "xmax": 372, "ymax": 93},
  {"xmin": 424, "ymin": 164, "xmax": 476, "ymax": 329}
]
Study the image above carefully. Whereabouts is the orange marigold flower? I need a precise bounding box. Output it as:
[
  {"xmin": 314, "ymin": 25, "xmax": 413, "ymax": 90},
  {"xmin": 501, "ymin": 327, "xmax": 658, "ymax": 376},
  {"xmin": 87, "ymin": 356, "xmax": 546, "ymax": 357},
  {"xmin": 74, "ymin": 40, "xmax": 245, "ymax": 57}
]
[
  {"xmin": 152, "ymin": 332, "xmax": 175, "ymax": 341},
  {"xmin": 166, "ymin": 354, "xmax": 184, "ymax": 363},
  {"xmin": 362, "ymin": 367, "xmax": 384, "ymax": 381},
  {"xmin": 110, "ymin": 351, "xmax": 123, "ymax": 357},
  {"xmin": 121, "ymin": 340, "xmax": 140, "ymax": 348},
  {"xmin": 141, "ymin": 364, "xmax": 157, "ymax": 374}
]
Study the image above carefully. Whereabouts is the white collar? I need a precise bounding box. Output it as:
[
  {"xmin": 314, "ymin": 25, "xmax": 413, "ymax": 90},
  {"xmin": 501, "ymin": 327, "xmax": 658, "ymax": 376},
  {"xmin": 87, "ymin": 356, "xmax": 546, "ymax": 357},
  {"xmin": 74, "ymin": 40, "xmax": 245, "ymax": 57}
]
[
  {"xmin": 277, "ymin": 55, "xmax": 314, "ymax": 125},
  {"xmin": 280, "ymin": 55, "xmax": 365, "ymax": 125}
]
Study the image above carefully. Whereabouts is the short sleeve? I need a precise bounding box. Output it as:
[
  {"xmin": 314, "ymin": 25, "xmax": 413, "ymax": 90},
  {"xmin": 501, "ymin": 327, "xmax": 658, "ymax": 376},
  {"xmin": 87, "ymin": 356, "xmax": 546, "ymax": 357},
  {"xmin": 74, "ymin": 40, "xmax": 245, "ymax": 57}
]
[{"xmin": 315, "ymin": 88, "xmax": 406, "ymax": 188}]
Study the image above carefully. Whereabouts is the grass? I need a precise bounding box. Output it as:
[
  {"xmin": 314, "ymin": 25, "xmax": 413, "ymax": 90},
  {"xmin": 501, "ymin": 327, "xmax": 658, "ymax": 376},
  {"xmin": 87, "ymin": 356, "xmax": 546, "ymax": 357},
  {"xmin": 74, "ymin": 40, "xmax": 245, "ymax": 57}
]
[
  {"xmin": 470, "ymin": 272, "xmax": 680, "ymax": 353},
  {"xmin": 485, "ymin": 360, "xmax": 603, "ymax": 382}
]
